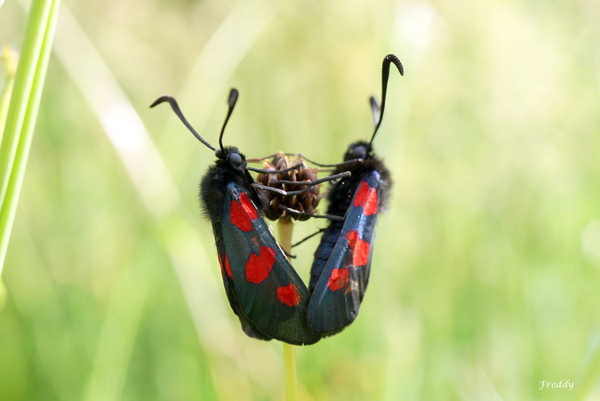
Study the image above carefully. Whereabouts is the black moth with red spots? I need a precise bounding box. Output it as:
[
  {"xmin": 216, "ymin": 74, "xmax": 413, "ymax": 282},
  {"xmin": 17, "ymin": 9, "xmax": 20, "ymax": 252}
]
[
  {"xmin": 151, "ymin": 89, "xmax": 320, "ymax": 345},
  {"xmin": 307, "ymin": 54, "xmax": 404, "ymax": 335},
  {"xmin": 151, "ymin": 54, "xmax": 404, "ymax": 343}
]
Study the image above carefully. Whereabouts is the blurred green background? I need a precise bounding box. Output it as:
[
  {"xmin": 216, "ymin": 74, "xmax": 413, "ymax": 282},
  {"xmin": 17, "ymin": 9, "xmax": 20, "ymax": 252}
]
[{"xmin": 2, "ymin": 0, "xmax": 600, "ymax": 400}]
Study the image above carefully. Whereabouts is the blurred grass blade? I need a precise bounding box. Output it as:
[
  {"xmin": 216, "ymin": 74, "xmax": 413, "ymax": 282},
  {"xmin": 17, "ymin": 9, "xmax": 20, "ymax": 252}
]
[
  {"xmin": 51, "ymin": 0, "xmax": 248, "ymax": 381},
  {"xmin": 572, "ymin": 325, "xmax": 600, "ymax": 401},
  {"xmin": 52, "ymin": 3, "xmax": 180, "ymax": 218},
  {"xmin": 167, "ymin": 0, "xmax": 276, "ymax": 143},
  {"xmin": 0, "ymin": 0, "xmax": 60, "ymax": 274},
  {"xmin": 82, "ymin": 263, "xmax": 154, "ymax": 401}
]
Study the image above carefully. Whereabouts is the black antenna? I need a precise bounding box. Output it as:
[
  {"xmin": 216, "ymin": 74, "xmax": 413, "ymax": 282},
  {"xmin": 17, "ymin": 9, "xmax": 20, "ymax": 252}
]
[
  {"xmin": 219, "ymin": 88, "xmax": 239, "ymax": 152},
  {"xmin": 369, "ymin": 96, "xmax": 380, "ymax": 129},
  {"xmin": 150, "ymin": 95, "xmax": 216, "ymax": 152},
  {"xmin": 369, "ymin": 54, "xmax": 404, "ymax": 146}
]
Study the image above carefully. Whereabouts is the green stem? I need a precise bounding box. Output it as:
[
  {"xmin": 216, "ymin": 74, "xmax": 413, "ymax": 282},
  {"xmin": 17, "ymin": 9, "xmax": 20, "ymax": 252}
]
[
  {"xmin": 283, "ymin": 342, "xmax": 298, "ymax": 401},
  {"xmin": 277, "ymin": 220, "xmax": 298, "ymax": 401},
  {"xmin": 0, "ymin": 0, "xmax": 60, "ymax": 274}
]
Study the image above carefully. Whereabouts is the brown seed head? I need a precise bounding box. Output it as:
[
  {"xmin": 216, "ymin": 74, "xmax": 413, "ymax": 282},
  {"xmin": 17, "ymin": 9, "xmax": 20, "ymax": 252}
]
[{"xmin": 256, "ymin": 152, "xmax": 321, "ymax": 221}]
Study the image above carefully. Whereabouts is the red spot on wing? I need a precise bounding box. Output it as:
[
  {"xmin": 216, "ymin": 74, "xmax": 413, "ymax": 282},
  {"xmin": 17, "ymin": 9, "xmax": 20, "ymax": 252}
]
[
  {"xmin": 346, "ymin": 230, "xmax": 370, "ymax": 266},
  {"xmin": 218, "ymin": 254, "xmax": 232, "ymax": 278},
  {"xmin": 230, "ymin": 193, "xmax": 259, "ymax": 232},
  {"xmin": 353, "ymin": 181, "xmax": 378, "ymax": 216},
  {"xmin": 327, "ymin": 268, "xmax": 350, "ymax": 291},
  {"xmin": 277, "ymin": 284, "xmax": 302, "ymax": 307},
  {"xmin": 246, "ymin": 246, "xmax": 276, "ymax": 284}
]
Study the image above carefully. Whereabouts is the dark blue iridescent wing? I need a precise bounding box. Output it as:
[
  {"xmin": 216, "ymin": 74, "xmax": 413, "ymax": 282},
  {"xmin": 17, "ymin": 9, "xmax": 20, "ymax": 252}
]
[
  {"xmin": 307, "ymin": 171, "xmax": 383, "ymax": 335},
  {"xmin": 217, "ymin": 182, "xmax": 320, "ymax": 345}
]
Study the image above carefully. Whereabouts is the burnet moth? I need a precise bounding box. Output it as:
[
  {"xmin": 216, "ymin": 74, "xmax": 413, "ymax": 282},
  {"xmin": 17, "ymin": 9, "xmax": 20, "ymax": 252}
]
[
  {"xmin": 307, "ymin": 54, "xmax": 404, "ymax": 335},
  {"xmin": 151, "ymin": 89, "xmax": 321, "ymax": 345}
]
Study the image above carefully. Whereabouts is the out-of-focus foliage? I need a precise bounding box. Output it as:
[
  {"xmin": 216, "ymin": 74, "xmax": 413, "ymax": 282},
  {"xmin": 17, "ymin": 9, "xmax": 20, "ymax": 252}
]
[{"xmin": 1, "ymin": 0, "xmax": 600, "ymax": 400}]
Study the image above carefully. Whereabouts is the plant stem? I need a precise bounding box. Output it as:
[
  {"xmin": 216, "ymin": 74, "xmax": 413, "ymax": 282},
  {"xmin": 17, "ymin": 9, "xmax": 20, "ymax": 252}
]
[
  {"xmin": 283, "ymin": 341, "xmax": 297, "ymax": 401},
  {"xmin": 0, "ymin": 0, "xmax": 60, "ymax": 274},
  {"xmin": 277, "ymin": 220, "xmax": 298, "ymax": 401}
]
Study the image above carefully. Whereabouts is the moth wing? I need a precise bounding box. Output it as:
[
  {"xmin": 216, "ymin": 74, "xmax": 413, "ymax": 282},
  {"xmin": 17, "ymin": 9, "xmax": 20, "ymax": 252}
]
[
  {"xmin": 219, "ymin": 182, "xmax": 320, "ymax": 345},
  {"xmin": 216, "ymin": 251, "xmax": 271, "ymax": 341},
  {"xmin": 307, "ymin": 171, "xmax": 382, "ymax": 335}
]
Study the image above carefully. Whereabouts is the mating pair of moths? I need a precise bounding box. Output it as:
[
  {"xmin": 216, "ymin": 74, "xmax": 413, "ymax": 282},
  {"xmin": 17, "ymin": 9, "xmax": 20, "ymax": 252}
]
[{"xmin": 152, "ymin": 54, "xmax": 404, "ymax": 345}]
